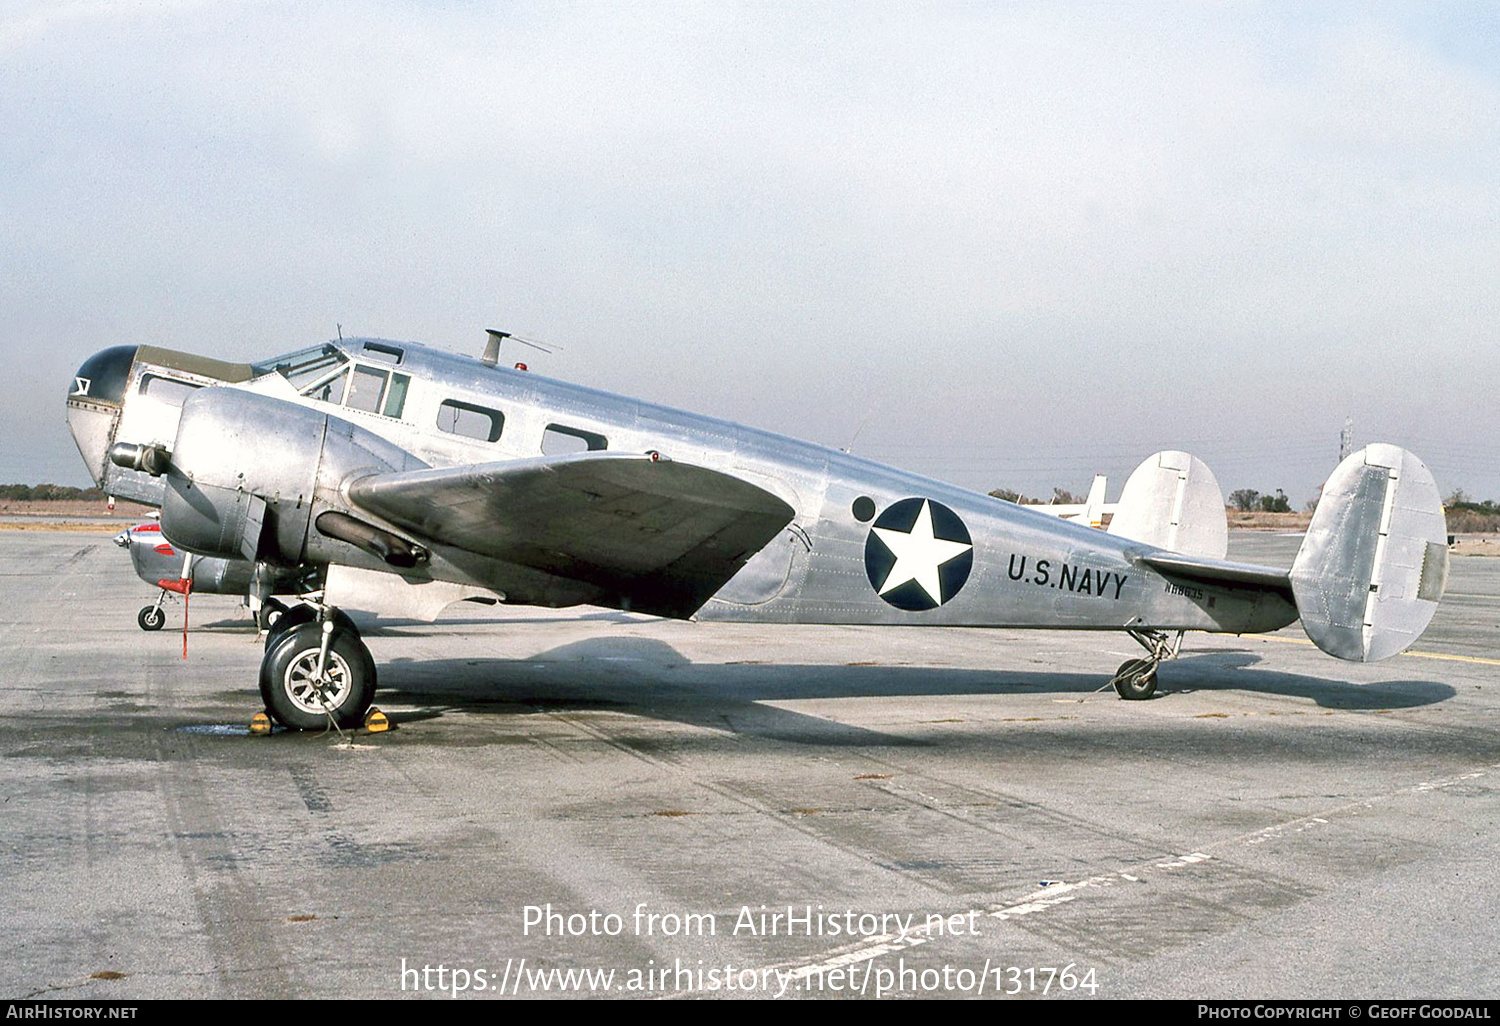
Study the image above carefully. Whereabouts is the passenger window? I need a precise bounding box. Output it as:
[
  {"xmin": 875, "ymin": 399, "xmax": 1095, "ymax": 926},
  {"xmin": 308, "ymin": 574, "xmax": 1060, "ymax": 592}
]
[
  {"xmin": 345, "ymin": 365, "xmax": 388, "ymax": 413},
  {"xmin": 141, "ymin": 375, "xmax": 200, "ymax": 407},
  {"xmin": 542, "ymin": 424, "xmax": 607, "ymax": 455},
  {"xmin": 437, "ymin": 399, "xmax": 504, "ymax": 442}
]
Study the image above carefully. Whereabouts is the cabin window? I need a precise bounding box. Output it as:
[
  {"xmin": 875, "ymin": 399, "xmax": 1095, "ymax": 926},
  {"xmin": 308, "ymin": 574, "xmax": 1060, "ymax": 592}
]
[
  {"xmin": 140, "ymin": 374, "xmax": 200, "ymax": 407},
  {"xmin": 542, "ymin": 424, "xmax": 608, "ymax": 455},
  {"xmin": 437, "ymin": 400, "xmax": 504, "ymax": 442}
]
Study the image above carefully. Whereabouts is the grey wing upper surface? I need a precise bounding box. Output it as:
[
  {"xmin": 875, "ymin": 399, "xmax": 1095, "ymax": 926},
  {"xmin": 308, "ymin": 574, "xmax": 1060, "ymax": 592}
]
[{"xmin": 347, "ymin": 452, "xmax": 796, "ymax": 618}]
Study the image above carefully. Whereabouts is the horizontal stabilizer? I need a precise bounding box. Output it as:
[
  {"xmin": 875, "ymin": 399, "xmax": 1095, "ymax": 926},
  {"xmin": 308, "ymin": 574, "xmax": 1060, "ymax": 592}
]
[
  {"xmin": 1139, "ymin": 552, "xmax": 1292, "ymax": 594},
  {"xmin": 1291, "ymin": 445, "xmax": 1447, "ymax": 661},
  {"xmin": 347, "ymin": 452, "xmax": 795, "ymax": 619}
]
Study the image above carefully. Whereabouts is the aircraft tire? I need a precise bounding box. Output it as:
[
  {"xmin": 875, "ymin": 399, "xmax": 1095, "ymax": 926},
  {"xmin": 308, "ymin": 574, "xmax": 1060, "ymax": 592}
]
[
  {"xmin": 138, "ymin": 605, "xmax": 166, "ymax": 631},
  {"xmin": 263, "ymin": 603, "xmax": 358, "ymax": 652},
  {"xmin": 260, "ymin": 622, "xmax": 377, "ymax": 730},
  {"xmin": 256, "ymin": 597, "xmax": 289, "ymax": 632},
  {"xmin": 1112, "ymin": 658, "xmax": 1158, "ymax": 700}
]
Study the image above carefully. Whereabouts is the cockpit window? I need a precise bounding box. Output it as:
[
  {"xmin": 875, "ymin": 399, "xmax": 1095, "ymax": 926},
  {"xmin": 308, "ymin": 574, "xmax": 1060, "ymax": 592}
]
[
  {"xmin": 256, "ymin": 345, "xmax": 408, "ymax": 419},
  {"xmin": 140, "ymin": 374, "xmax": 200, "ymax": 407},
  {"xmin": 252, "ymin": 344, "xmax": 349, "ymax": 389},
  {"xmin": 305, "ymin": 369, "xmax": 348, "ymax": 404},
  {"xmin": 319, "ymin": 364, "xmax": 411, "ymax": 418},
  {"xmin": 361, "ymin": 341, "xmax": 404, "ymax": 365},
  {"xmin": 346, "ymin": 365, "xmax": 388, "ymax": 413},
  {"xmin": 382, "ymin": 373, "xmax": 410, "ymax": 418}
]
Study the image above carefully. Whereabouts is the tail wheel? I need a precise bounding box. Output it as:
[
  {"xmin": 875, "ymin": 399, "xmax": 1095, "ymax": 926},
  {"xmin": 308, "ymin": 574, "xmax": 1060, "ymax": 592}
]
[
  {"xmin": 1112, "ymin": 658, "xmax": 1158, "ymax": 700},
  {"xmin": 260, "ymin": 622, "xmax": 376, "ymax": 730},
  {"xmin": 138, "ymin": 605, "xmax": 166, "ymax": 631}
]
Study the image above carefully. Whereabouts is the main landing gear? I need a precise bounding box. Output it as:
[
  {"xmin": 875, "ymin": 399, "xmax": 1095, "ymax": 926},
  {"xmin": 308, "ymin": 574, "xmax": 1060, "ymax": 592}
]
[
  {"xmin": 1110, "ymin": 628, "xmax": 1184, "ymax": 700},
  {"xmin": 258, "ymin": 602, "xmax": 376, "ymax": 730}
]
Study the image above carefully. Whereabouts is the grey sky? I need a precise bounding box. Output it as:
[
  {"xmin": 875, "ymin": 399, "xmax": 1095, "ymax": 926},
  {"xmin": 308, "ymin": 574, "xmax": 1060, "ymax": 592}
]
[{"xmin": 3, "ymin": 2, "xmax": 1497, "ymax": 505}]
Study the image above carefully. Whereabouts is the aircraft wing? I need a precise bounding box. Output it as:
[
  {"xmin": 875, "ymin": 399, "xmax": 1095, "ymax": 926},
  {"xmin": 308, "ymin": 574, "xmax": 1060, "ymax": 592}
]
[
  {"xmin": 347, "ymin": 452, "xmax": 796, "ymax": 618},
  {"xmin": 1138, "ymin": 552, "xmax": 1293, "ymax": 597}
]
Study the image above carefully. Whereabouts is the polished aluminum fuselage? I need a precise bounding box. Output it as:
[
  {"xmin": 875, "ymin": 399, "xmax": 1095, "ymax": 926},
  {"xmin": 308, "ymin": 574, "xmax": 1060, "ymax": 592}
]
[{"xmin": 78, "ymin": 340, "xmax": 1298, "ymax": 635}]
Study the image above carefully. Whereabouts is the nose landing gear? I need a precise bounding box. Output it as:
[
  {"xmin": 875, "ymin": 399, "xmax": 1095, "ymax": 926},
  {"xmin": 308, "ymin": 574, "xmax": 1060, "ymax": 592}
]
[{"xmin": 137, "ymin": 599, "xmax": 167, "ymax": 631}]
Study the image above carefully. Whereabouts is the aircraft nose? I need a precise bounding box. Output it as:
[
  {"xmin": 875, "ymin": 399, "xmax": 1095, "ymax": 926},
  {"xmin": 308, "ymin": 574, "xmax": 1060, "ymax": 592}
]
[{"xmin": 66, "ymin": 346, "xmax": 138, "ymax": 486}]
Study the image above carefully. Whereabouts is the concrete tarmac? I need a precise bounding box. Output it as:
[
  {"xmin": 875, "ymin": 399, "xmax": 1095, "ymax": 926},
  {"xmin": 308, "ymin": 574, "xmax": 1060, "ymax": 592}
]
[{"xmin": 2, "ymin": 530, "xmax": 1498, "ymax": 1000}]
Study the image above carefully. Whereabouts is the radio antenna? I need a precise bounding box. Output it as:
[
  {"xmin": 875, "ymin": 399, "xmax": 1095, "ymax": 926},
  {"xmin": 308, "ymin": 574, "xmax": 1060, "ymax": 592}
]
[{"xmin": 482, "ymin": 328, "xmax": 564, "ymax": 366}]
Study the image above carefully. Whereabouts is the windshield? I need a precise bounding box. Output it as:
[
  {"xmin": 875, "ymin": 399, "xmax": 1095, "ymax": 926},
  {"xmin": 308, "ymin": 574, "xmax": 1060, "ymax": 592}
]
[{"xmin": 251, "ymin": 344, "xmax": 349, "ymax": 390}]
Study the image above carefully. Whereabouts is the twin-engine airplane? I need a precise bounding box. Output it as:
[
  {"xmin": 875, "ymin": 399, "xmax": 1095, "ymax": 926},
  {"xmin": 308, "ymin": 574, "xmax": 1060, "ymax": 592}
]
[
  {"xmin": 67, "ymin": 334, "xmax": 1449, "ymax": 730},
  {"xmin": 114, "ymin": 519, "xmax": 302, "ymax": 631}
]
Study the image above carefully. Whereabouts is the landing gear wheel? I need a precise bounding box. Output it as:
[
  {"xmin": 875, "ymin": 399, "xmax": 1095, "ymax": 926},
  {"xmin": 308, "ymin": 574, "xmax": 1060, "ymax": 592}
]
[
  {"xmin": 138, "ymin": 605, "xmax": 166, "ymax": 631},
  {"xmin": 260, "ymin": 622, "xmax": 377, "ymax": 730},
  {"xmin": 263, "ymin": 603, "xmax": 357, "ymax": 651},
  {"xmin": 1112, "ymin": 658, "xmax": 1158, "ymax": 700},
  {"xmin": 256, "ymin": 597, "xmax": 289, "ymax": 632}
]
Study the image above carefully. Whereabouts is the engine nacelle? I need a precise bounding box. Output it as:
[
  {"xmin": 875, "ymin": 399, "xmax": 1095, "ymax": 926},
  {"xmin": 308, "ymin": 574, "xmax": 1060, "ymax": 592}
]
[{"xmin": 161, "ymin": 387, "xmax": 424, "ymax": 567}]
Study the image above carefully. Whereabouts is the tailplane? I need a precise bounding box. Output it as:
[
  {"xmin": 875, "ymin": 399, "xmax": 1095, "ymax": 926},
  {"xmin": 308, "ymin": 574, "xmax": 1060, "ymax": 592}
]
[{"xmin": 1291, "ymin": 444, "xmax": 1447, "ymax": 661}]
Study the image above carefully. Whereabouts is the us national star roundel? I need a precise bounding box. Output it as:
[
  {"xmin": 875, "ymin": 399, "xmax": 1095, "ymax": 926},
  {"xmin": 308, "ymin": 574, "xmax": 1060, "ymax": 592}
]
[{"xmin": 864, "ymin": 498, "xmax": 974, "ymax": 611}]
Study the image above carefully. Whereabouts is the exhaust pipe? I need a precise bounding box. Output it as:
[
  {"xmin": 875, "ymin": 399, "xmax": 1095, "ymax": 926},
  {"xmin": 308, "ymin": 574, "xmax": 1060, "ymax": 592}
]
[{"xmin": 315, "ymin": 511, "xmax": 429, "ymax": 569}]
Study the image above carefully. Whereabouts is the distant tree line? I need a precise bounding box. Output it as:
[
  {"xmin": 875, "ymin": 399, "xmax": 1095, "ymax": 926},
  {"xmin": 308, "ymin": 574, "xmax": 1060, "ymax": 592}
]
[
  {"xmin": 1228, "ymin": 488, "xmax": 1292, "ymax": 513},
  {"xmin": 993, "ymin": 481, "xmax": 1500, "ymax": 534},
  {"xmin": 0, "ymin": 483, "xmax": 107, "ymax": 501},
  {"xmin": 989, "ymin": 487, "xmax": 1082, "ymax": 505},
  {"xmin": 1444, "ymin": 490, "xmax": 1500, "ymax": 533}
]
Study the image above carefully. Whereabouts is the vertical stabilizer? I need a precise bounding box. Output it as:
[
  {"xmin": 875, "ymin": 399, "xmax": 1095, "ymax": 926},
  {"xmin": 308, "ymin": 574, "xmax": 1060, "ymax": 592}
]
[
  {"xmin": 1107, "ymin": 451, "xmax": 1228, "ymax": 558},
  {"xmin": 1291, "ymin": 444, "xmax": 1447, "ymax": 661},
  {"xmin": 1081, "ymin": 474, "xmax": 1107, "ymax": 528}
]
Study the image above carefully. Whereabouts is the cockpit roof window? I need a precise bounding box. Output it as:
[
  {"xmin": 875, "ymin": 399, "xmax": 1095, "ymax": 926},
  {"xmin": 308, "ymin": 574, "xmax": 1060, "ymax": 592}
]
[
  {"xmin": 251, "ymin": 344, "xmax": 349, "ymax": 389},
  {"xmin": 361, "ymin": 341, "xmax": 404, "ymax": 365}
]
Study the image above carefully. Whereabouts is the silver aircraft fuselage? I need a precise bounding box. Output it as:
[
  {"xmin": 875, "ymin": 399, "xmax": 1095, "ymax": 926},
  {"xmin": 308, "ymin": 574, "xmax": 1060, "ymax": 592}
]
[{"xmin": 69, "ymin": 338, "xmax": 1296, "ymax": 637}]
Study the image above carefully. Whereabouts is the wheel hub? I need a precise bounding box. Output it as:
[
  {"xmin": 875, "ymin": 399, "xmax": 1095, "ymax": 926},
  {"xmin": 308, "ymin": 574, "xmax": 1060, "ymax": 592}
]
[{"xmin": 283, "ymin": 648, "xmax": 353, "ymax": 715}]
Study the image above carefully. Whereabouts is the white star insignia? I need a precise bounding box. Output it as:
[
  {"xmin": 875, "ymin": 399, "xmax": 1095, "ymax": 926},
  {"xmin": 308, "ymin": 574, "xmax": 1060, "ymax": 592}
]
[{"xmin": 871, "ymin": 499, "xmax": 973, "ymax": 605}]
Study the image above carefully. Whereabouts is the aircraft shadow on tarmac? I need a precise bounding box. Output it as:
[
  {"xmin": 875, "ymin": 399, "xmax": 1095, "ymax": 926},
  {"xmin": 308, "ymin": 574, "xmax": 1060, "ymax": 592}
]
[{"xmin": 369, "ymin": 635, "xmax": 1456, "ymax": 747}]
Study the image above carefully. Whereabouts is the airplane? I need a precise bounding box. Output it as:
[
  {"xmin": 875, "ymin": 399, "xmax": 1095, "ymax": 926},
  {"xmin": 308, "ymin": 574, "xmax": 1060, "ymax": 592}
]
[
  {"xmin": 1022, "ymin": 474, "xmax": 1112, "ymax": 527},
  {"xmin": 65, "ymin": 333, "xmax": 1449, "ymax": 730},
  {"xmin": 114, "ymin": 518, "xmax": 303, "ymax": 631},
  {"xmin": 112, "ymin": 454, "xmax": 1141, "ymax": 633}
]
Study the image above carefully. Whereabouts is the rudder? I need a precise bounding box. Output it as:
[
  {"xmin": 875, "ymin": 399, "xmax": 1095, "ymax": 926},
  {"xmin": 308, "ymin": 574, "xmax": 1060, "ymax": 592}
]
[{"xmin": 1291, "ymin": 444, "xmax": 1448, "ymax": 662}]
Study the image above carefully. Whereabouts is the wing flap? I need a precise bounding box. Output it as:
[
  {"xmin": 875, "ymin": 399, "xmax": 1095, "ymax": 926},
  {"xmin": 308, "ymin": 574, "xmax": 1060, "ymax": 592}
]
[{"xmin": 347, "ymin": 453, "xmax": 796, "ymax": 618}]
